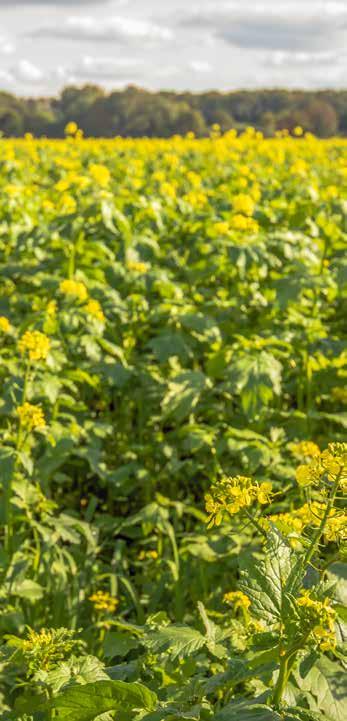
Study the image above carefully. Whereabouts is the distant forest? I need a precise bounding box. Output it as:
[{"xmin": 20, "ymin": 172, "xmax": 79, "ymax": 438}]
[{"xmin": 0, "ymin": 85, "xmax": 346, "ymax": 138}]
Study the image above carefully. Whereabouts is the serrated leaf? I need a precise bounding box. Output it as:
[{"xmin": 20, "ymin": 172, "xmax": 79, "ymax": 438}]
[
  {"xmin": 215, "ymin": 697, "xmax": 283, "ymax": 721},
  {"xmin": 240, "ymin": 529, "xmax": 299, "ymax": 626},
  {"xmin": 146, "ymin": 625, "xmax": 206, "ymax": 661},
  {"xmin": 51, "ymin": 680, "xmax": 157, "ymax": 721},
  {"xmin": 296, "ymin": 657, "xmax": 347, "ymax": 721}
]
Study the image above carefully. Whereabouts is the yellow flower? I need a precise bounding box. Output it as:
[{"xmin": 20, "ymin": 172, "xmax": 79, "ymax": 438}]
[
  {"xmin": 223, "ymin": 591, "xmax": 251, "ymax": 611},
  {"xmin": 160, "ymin": 182, "xmax": 177, "ymax": 200},
  {"xmin": 17, "ymin": 402, "xmax": 46, "ymax": 431},
  {"xmin": 213, "ymin": 221, "xmax": 230, "ymax": 236},
  {"xmin": 205, "ymin": 475, "xmax": 273, "ymax": 527},
  {"xmin": 138, "ymin": 549, "xmax": 159, "ymax": 561},
  {"xmin": 46, "ymin": 300, "xmax": 57, "ymax": 318},
  {"xmin": 324, "ymin": 513, "xmax": 347, "ymax": 542},
  {"xmin": 293, "ymin": 126, "xmax": 304, "ymax": 136},
  {"xmin": 230, "ymin": 214, "xmax": 259, "ymax": 233},
  {"xmin": 19, "ymin": 627, "xmax": 81, "ymax": 672},
  {"xmin": 89, "ymin": 163, "xmax": 111, "ymax": 188},
  {"xmin": 65, "ymin": 121, "xmax": 78, "ymax": 136},
  {"xmin": 297, "ymin": 591, "xmax": 336, "ymax": 650},
  {"xmin": 58, "ymin": 192, "xmax": 76, "ymax": 214},
  {"xmin": 89, "ymin": 591, "xmax": 118, "ymax": 613},
  {"xmin": 232, "ymin": 193, "xmax": 255, "ymax": 216},
  {"xmin": 291, "ymin": 441, "xmax": 320, "ymax": 459},
  {"xmin": 18, "ymin": 330, "xmax": 50, "ymax": 362},
  {"xmin": 0, "ymin": 316, "xmax": 11, "ymax": 333},
  {"xmin": 262, "ymin": 511, "xmax": 305, "ymax": 536},
  {"xmin": 257, "ymin": 481, "xmax": 273, "ymax": 505},
  {"xmin": 127, "ymin": 260, "xmax": 148, "ymax": 274},
  {"xmin": 85, "ymin": 299, "xmax": 105, "ymax": 323},
  {"xmin": 59, "ymin": 279, "xmax": 88, "ymax": 302}
]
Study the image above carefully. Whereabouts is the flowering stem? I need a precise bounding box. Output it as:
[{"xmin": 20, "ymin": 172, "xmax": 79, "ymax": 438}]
[
  {"xmin": 243, "ymin": 509, "xmax": 268, "ymax": 539},
  {"xmin": 303, "ymin": 470, "xmax": 341, "ymax": 570}
]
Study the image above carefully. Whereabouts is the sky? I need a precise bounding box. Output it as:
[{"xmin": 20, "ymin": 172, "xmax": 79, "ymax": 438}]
[{"xmin": 0, "ymin": 0, "xmax": 346, "ymax": 96}]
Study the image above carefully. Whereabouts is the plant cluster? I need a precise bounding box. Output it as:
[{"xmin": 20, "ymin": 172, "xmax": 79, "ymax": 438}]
[{"xmin": 0, "ymin": 129, "xmax": 346, "ymax": 720}]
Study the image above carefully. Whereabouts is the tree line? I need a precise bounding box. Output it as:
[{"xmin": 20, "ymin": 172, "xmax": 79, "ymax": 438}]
[{"xmin": 0, "ymin": 84, "xmax": 346, "ymax": 138}]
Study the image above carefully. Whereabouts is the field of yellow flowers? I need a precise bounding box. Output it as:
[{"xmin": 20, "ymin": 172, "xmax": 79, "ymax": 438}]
[{"xmin": 0, "ymin": 128, "xmax": 346, "ymax": 720}]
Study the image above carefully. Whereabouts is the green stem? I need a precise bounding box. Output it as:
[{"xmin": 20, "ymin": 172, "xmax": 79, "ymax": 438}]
[
  {"xmin": 243, "ymin": 509, "xmax": 268, "ymax": 539},
  {"xmin": 272, "ymin": 654, "xmax": 289, "ymax": 708},
  {"xmin": 303, "ymin": 470, "xmax": 341, "ymax": 570},
  {"xmin": 5, "ymin": 363, "xmax": 31, "ymax": 554}
]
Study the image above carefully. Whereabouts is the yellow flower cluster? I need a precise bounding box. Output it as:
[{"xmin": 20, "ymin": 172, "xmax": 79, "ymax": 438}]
[
  {"xmin": 138, "ymin": 549, "xmax": 159, "ymax": 561},
  {"xmin": 232, "ymin": 193, "xmax": 255, "ymax": 216},
  {"xmin": 290, "ymin": 441, "xmax": 320, "ymax": 459},
  {"xmin": 85, "ymin": 299, "xmax": 105, "ymax": 323},
  {"xmin": 18, "ymin": 330, "xmax": 50, "ymax": 362},
  {"xmin": 65, "ymin": 121, "xmax": 78, "ymax": 136},
  {"xmin": 231, "ymin": 214, "xmax": 259, "ymax": 233},
  {"xmin": 89, "ymin": 591, "xmax": 119, "ymax": 613},
  {"xmin": 22, "ymin": 628, "xmax": 55, "ymax": 653},
  {"xmin": 223, "ymin": 591, "xmax": 251, "ymax": 611},
  {"xmin": 297, "ymin": 591, "xmax": 336, "ymax": 652},
  {"xmin": 213, "ymin": 221, "xmax": 230, "ymax": 236},
  {"xmin": 46, "ymin": 300, "xmax": 57, "ymax": 318},
  {"xmin": 263, "ymin": 502, "xmax": 346, "ymax": 543},
  {"xmin": 59, "ymin": 279, "xmax": 88, "ymax": 301},
  {"xmin": 296, "ymin": 442, "xmax": 347, "ymax": 490},
  {"xmin": 205, "ymin": 475, "xmax": 273, "ymax": 527},
  {"xmin": 127, "ymin": 260, "xmax": 149, "ymax": 274},
  {"xmin": 17, "ymin": 402, "xmax": 46, "ymax": 431},
  {"xmin": 89, "ymin": 163, "xmax": 111, "ymax": 188},
  {"xmin": 0, "ymin": 316, "xmax": 11, "ymax": 333},
  {"xmin": 20, "ymin": 627, "xmax": 81, "ymax": 672}
]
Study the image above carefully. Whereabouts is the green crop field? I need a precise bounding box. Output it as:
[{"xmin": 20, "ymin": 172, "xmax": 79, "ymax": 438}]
[{"xmin": 0, "ymin": 128, "xmax": 346, "ymax": 720}]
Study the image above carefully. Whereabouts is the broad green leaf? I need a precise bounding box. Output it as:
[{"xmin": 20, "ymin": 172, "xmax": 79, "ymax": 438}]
[
  {"xmin": 297, "ymin": 657, "xmax": 347, "ymax": 721},
  {"xmin": 12, "ymin": 579, "xmax": 44, "ymax": 602},
  {"xmin": 215, "ymin": 697, "xmax": 283, "ymax": 721},
  {"xmin": 240, "ymin": 528, "xmax": 300, "ymax": 625},
  {"xmin": 103, "ymin": 632, "xmax": 140, "ymax": 659},
  {"xmin": 225, "ymin": 352, "xmax": 282, "ymax": 418},
  {"xmin": 51, "ymin": 680, "xmax": 157, "ymax": 721},
  {"xmin": 146, "ymin": 624, "xmax": 206, "ymax": 661}
]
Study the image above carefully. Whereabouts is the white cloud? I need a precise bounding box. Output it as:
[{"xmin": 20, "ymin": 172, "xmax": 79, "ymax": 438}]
[
  {"xmin": 266, "ymin": 50, "xmax": 347, "ymax": 68},
  {"xmin": 66, "ymin": 55, "xmax": 144, "ymax": 81},
  {"xmin": 11, "ymin": 59, "xmax": 44, "ymax": 83},
  {"xmin": 0, "ymin": 0, "xmax": 111, "ymax": 4},
  {"xmin": 30, "ymin": 14, "xmax": 173, "ymax": 44},
  {"xmin": 0, "ymin": 35, "xmax": 15, "ymax": 55},
  {"xmin": 178, "ymin": 2, "xmax": 347, "ymax": 52},
  {"xmin": 190, "ymin": 60, "xmax": 211, "ymax": 73},
  {"xmin": 0, "ymin": 69, "xmax": 13, "ymax": 84}
]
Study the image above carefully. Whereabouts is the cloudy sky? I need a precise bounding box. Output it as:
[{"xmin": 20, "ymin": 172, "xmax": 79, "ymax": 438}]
[{"xmin": 0, "ymin": 0, "xmax": 346, "ymax": 96}]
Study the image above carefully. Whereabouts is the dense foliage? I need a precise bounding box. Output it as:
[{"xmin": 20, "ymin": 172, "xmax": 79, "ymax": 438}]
[
  {"xmin": 0, "ymin": 86, "xmax": 347, "ymax": 138},
  {"xmin": 0, "ymin": 129, "xmax": 346, "ymax": 720}
]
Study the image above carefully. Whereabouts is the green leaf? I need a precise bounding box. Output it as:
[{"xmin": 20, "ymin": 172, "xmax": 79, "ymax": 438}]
[
  {"xmin": 0, "ymin": 446, "xmax": 16, "ymax": 484},
  {"xmin": 225, "ymin": 352, "xmax": 282, "ymax": 418},
  {"xmin": 215, "ymin": 697, "xmax": 283, "ymax": 721},
  {"xmin": 103, "ymin": 632, "xmax": 140, "ymax": 659},
  {"xmin": 296, "ymin": 657, "xmax": 347, "ymax": 721},
  {"xmin": 12, "ymin": 579, "xmax": 44, "ymax": 602},
  {"xmin": 148, "ymin": 332, "xmax": 190, "ymax": 363},
  {"xmin": 146, "ymin": 624, "xmax": 206, "ymax": 661},
  {"xmin": 43, "ymin": 656, "xmax": 109, "ymax": 694},
  {"xmin": 240, "ymin": 528, "xmax": 301, "ymax": 626},
  {"xmin": 162, "ymin": 371, "xmax": 210, "ymax": 423},
  {"xmin": 51, "ymin": 680, "xmax": 157, "ymax": 721}
]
